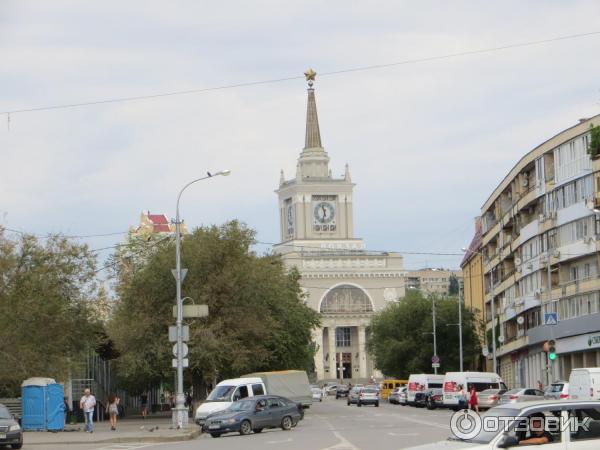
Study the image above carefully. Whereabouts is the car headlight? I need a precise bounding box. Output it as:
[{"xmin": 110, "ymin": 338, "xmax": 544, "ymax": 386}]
[
  {"xmin": 9, "ymin": 424, "xmax": 20, "ymax": 431},
  {"xmin": 223, "ymin": 418, "xmax": 237, "ymax": 425}
]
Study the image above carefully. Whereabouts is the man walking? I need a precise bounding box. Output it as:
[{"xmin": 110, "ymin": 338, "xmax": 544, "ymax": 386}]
[{"xmin": 80, "ymin": 388, "xmax": 96, "ymax": 433}]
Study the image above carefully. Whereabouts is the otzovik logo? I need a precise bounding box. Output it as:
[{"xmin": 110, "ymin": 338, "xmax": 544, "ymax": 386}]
[{"xmin": 588, "ymin": 335, "xmax": 600, "ymax": 347}]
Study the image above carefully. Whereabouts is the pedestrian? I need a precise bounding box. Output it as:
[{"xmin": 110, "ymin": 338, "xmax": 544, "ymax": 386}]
[
  {"xmin": 468, "ymin": 385, "xmax": 479, "ymax": 413},
  {"xmin": 79, "ymin": 388, "xmax": 96, "ymax": 433},
  {"xmin": 140, "ymin": 392, "xmax": 148, "ymax": 419},
  {"xmin": 458, "ymin": 384, "xmax": 467, "ymax": 409},
  {"xmin": 106, "ymin": 393, "xmax": 120, "ymax": 431},
  {"xmin": 537, "ymin": 380, "xmax": 544, "ymax": 391}
]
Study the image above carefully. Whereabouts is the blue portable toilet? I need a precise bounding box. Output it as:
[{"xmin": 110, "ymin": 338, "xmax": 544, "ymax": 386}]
[{"xmin": 21, "ymin": 378, "xmax": 65, "ymax": 431}]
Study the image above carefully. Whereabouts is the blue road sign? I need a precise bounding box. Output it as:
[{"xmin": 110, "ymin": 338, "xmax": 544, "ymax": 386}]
[{"xmin": 544, "ymin": 312, "xmax": 558, "ymax": 326}]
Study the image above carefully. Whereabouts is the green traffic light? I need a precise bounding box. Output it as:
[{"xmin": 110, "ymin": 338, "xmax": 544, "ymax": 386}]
[{"xmin": 549, "ymin": 353, "xmax": 557, "ymax": 361}]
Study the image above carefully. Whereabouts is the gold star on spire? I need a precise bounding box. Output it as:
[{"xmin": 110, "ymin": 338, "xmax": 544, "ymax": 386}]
[{"xmin": 304, "ymin": 68, "xmax": 317, "ymax": 86}]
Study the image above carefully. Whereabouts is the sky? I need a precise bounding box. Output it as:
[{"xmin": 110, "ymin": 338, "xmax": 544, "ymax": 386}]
[{"xmin": 1, "ymin": 0, "xmax": 600, "ymax": 274}]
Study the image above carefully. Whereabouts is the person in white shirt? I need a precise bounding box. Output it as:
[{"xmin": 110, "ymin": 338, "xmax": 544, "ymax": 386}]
[{"xmin": 80, "ymin": 389, "xmax": 96, "ymax": 433}]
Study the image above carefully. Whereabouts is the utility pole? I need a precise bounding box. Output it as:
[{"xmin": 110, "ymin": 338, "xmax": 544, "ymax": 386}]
[
  {"xmin": 432, "ymin": 295, "xmax": 438, "ymax": 375},
  {"xmin": 458, "ymin": 282, "xmax": 464, "ymax": 372},
  {"xmin": 490, "ymin": 266, "xmax": 497, "ymax": 374}
]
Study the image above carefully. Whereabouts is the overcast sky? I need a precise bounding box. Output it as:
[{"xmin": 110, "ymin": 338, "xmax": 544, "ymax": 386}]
[{"xmin": 2, "ymin": 1, "xmax": 600, "ymax": 273}]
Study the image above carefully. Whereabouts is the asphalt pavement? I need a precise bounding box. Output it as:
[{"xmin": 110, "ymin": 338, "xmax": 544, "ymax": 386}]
[{"xmin": 23, "ymin": 396, "xmax": 456, "ymax": 450}]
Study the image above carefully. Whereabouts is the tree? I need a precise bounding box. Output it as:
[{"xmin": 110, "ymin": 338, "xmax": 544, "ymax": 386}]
[
  {"xmin": 107, "ymin": 221, "xmax": 320, "ymax": 394},
  {"xmin": 0, "ymin": 229, "xmax": 103, "ymax": 397},
  {"xmin": 448, "ymin": 274, "xmax": 460, "ymax": 296},
  {"xmin": 366, "ymin": 290, "xmax": 481, "ymax": 378}
]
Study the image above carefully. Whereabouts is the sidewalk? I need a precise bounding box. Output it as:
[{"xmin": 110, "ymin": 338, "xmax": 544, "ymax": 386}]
[{"xmin": 23, "ymin": 416, "xmax": 200, "ymax": 446}]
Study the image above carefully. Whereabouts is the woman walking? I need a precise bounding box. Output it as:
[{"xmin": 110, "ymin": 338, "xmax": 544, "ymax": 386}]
[
  {"xmin": 107, "ymin": 393, "xmax": 120, "ymax": 431},
  {"xmin": 468, "ymin": 385, "xmax": 479, "ymax": 413}
]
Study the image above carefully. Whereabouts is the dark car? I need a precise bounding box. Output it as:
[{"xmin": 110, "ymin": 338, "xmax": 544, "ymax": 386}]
[
  {"xmin": 202, "ymin": 395, "xmax": 303, "ymax": 438},
  {"xmin": 335, "ymin": 385, "xmax": 350, "ymax": 399},
  {"xmin": 0, "ymin": 404, "xmax": 22, "ymax": 449},
  {"xmin": 414, "ymin": 388, "xmax": 443, "ymax": 410}
]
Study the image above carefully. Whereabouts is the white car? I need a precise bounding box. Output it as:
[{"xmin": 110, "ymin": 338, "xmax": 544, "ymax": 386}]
[{"xmin": 404, "ymin": 399, "xmax": 600, "ymax": 450}]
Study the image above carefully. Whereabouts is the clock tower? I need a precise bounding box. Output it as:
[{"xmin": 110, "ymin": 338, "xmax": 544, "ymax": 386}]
[{"xmin": 274, "ymin": 70, "xmax": 406, "ymax": 383}]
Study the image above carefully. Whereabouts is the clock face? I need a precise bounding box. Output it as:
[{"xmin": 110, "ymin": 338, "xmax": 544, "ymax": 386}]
[{"xmin": 313, "ymin": 201, "xmax": 335, "ymax": 224}]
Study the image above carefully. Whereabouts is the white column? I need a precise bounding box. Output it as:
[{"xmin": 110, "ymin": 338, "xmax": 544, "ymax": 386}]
[
  {"xmin": 358, "ymin": 325, "xmax": 367, "ymax": 379},
  {"xmin": 328, "ymin": 326, "xmax": 336, "ymax": 381},
  {"xmin": 313, "ymin": 328, "xmax": 324, "ymax": 382}
]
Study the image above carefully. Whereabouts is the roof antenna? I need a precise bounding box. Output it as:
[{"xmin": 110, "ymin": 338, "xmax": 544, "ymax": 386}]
[{"xmin": 7, "ymin": 113, "xmax": 10, "ymax": 132}]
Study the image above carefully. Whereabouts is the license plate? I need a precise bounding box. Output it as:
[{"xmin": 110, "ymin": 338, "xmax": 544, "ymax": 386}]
[
  {"xmin": 0, "ymin": 433, "xmax": 5, "ymax": 439},
  {"xmin": 208, "ymin": 424, "xmax": 220, "ymax": 430}
]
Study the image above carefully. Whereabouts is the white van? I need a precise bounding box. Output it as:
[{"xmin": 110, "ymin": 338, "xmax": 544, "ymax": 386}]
[
  {"xmin": 568, "ymin": 367, "xmax": 600, "ymax": 400},
  {"xmin": 442, "ymin": 372, "xmax": 506, "ymax": 408},
  {"xmin": 407, "ymin": 374, "xmax": 444, "ymax": 405},
  {"xmin": 194, "ymin": 377, "xmax": 266, "ymax": 425}
]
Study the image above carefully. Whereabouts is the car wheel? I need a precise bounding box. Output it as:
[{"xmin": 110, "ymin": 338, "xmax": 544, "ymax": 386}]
[
  {"xmin": 253, "ymin": 428, "xmax": 263, "ymax": 433},
  {"xmin": 210, "ymin": 433, "xmax": 222, "ymax": 438},
  {"xmin": 281, "ymin": 416, "xmax": 293, "ymax": 431},
  {"xmin": 11, "ymin": 444, "xmax": 23, "ymax": 450},
  {"xmin": 240, "ymin": 420, "xmax": 252, "ymax": 436},
  {"xmin": 357, "ymin": 401, "xmax": 362, "ymax": 407},
  {"xmin": 426, "ymin": 399, "xmax": 434, "ymax": 410},
  {"xmin": 347, "ymin": 401, "xmax": 350, "ymax": 406},
  {"xmin": 375, "ymin": 402, "xmax": 379, "ymax": 407}
]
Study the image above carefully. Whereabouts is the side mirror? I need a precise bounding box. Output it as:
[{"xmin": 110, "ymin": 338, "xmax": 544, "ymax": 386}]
[{"xmin": 498, "ymin": 435, "xmax": 519, "ymax": 448}]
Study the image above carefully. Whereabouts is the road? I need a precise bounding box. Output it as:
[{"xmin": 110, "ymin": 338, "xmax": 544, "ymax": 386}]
[{"xmin": 26, "ymin": 397, "xmax": 455, "ymax": 450}]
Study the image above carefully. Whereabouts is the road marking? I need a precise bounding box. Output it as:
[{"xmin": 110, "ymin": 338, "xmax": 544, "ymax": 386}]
[{"xmin": 319, "ymin": 431, "xmax": 361, "ymax": 450}]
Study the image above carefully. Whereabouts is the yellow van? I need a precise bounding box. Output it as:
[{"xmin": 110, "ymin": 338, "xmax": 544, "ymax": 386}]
[{"xmin": 380, "ymin": 379, "xmax": 408, "ymax": 400}]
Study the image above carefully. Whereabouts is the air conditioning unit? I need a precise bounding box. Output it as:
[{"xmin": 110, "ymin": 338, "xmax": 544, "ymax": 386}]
[
  {"xmin": 522, "ymin": 178, "xmax": 529, "ymax": 187},
  {"xmin": 539, "ymin": 214, "xmax": 545, "ymax": 222},
  {"xmin": 552, "ymin": 250, "xmax": 561, "ymax": 258},
  {"xmin": 584, "ymin": 236, "xmax": 595, "ymax": 244}
]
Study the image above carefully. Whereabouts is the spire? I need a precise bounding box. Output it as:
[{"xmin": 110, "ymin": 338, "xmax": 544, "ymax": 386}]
[
  {"xmin": 344, "ymin": 163, "xmax": 351, "ymax": 182},
  {"xmin": 279, "ymin": 169, "xmax": 285, "ymax": 186},
  {"xmin": 304, "ymin": 68, "xmax": 322, "ymax": 149}
]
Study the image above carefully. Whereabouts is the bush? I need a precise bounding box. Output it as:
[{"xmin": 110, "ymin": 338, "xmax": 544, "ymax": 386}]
[{"xmin": 588, "ymin": 125, "xmax": 600, "ymax": 158}]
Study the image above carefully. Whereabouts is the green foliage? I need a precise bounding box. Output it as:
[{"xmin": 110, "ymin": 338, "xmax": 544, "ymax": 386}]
[
  {"xmin": 448, "ymin": 274, "xmax": 460, "ymax": 296},
  {"xmin": 0, "ymin": 229, "xmax": 103, "ymax": 397},
  {"xmin": 587, "ymin": 125, "xmax": 600, "ymax": 158},
  {"xmin": 367, "ymin": 290, "xmax": 482, "ymax": 378},
  {"xmin": 107, "ymin": 221, "xmax": 320, "ymax": 393}
]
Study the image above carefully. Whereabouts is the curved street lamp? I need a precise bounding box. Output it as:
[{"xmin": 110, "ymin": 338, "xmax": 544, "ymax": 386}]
[{"xmin": 172, "ymin": 169, "xmax": 230, "ymax": 428}]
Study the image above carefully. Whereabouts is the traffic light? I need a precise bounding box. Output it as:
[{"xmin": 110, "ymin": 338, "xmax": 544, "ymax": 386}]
[{"xmin": 548, "ymin": 339, "xmax": 557, "ymax": 361}]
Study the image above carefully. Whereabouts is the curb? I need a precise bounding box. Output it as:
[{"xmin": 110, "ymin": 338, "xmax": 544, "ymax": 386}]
[{"xmin": 25, "ymin": 429, "xmax": 201, "ymax": 445}]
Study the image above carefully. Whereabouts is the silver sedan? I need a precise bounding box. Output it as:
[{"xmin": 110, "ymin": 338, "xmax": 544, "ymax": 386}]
[{"xmin": 498, "ymin": 388, "xmax": 544, "ymax": 404}]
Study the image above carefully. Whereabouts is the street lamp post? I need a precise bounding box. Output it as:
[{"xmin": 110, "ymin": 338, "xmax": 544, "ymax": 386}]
[
  {"xmin": 447, "ymin": 283, "xmax": 464, "ymax": 371},
  {"xmin": 172, "ymin": 169, "xmax": 230, "ymax": 428}
]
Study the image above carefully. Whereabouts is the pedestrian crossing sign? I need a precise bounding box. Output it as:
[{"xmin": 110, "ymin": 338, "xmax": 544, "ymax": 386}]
[{"xmin": 544, "ymin": 312, "xmax": 558, "ymax": 326}]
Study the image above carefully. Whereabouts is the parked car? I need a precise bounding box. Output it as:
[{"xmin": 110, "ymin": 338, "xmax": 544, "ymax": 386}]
[
  {"xmin": 335, "ymin": 385, "xmax": 349, "ymax": 399},
  {"xmin": 0, "ymin": 403, "xmax": 22, "ymax": 449},
  {"xmin": 398, "ymin": 387, "xmax": 408, "ymax": 405},
  {"xmin": 544, "ymin": 381, "xmax": 569, "ymax": 400},
  {"xmin": 311, "ymin": 388, "xmax": 323, "ymax": 402},
  {"xmin": 442, "ymin": 371, "xmax": 506, "ymax": 410},
  {"xmin": 498, "ymin": 388, "xmax": 544, "ymax": 404},
  {"xmin": 348, "ymin": 388, "xmax": 379, "ymax": 407},
  {"xmin": 388, "ymin": 387, "xmax": 401, "ymax": 404},
  {"xmin": 202, "ymin": 395, "xmax": 303, "ymax": 438},
  {"xmin": 403, "ymin": 399, "xmax": 600, "ymax": 450},
  {"xmin": 477, "ymin": 388, "xmax": 507, "ymax": 409},
  {"xmin": 324, "ymin": 383, "xmax": 338, "ymax": 396},
  {"xmin": 407, "ymin": 373, "xmax": 444, "ymax": 405},
  {"xmin": 414, "ymin": 388, "xmax": 443, "ymax": 409}
]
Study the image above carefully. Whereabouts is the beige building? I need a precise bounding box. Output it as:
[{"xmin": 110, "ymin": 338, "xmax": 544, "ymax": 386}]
[
  {"xmin": 406, "ymin": 268, "xmax": 462, "ymax": 295},
  {"xmin": 131, "ymin": 210, "xmax": 188, "ymax": 237},
  {"xmin": 274, "ymin": 71, "xmax": 406, "ymax": 383},
  {"xmin": 479, "ymin": 114, "xmax": 600, "ymax": 388}
]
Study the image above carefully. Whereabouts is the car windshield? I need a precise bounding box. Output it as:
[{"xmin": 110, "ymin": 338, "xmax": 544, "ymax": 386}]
[
  {"xmin": 207, "ymin": 385, "xmax": 236, "ymax": 401},
  {"xmin": 548, "ymin": 384, "xmax": 564, "ymax": 392},
  {"xmin": 228, "ymin": 400, "xmax": 255, "ymax": 412},
  {"xmin": 0, "ymin": 406, "xmax": 11, "ymax": 419},
  {"xmin": 363, "ymin": 389, "xmax": 377, "ymax": 394},
  {"xmin": 450, "ymin": 408, "xmax": 520, "ymax": 444}
]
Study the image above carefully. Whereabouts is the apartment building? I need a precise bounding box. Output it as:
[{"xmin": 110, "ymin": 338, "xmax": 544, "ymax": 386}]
[
  {"xmin": 406, "ymin": 268, "xmax": 462, "ymax": 296},
  {"xmin": 476, "ymin": 114, "xmax": 600, "ymax": 388}
]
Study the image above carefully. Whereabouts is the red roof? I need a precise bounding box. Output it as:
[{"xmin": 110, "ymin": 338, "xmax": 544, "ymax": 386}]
[
  {"xmin": 460, "ymin": 218, "xmax": 482, "ymax": 268},
  {"xmin": 147, "ymin": 214, "xmax": 171, "ymax": 233}
]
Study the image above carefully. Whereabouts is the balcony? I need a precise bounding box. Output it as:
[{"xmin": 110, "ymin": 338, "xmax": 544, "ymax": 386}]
[{"xmin": 496, "ymin": 335, "xmax": 529, "ymax": 357}]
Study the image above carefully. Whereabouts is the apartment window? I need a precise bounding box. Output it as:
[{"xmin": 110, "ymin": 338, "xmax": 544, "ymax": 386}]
[
  {"xmin": 336, "ymin": 327, "xmax": 351, "ymax": 347},
  {"xmin": 584, "ymin": 263, "xmax": 591, "ymax": 278}
]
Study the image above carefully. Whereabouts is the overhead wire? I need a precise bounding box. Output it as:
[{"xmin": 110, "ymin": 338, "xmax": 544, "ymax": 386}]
[{"xmin": 2, "ymin": 30, "xmax": 600, "ymax": 117}]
